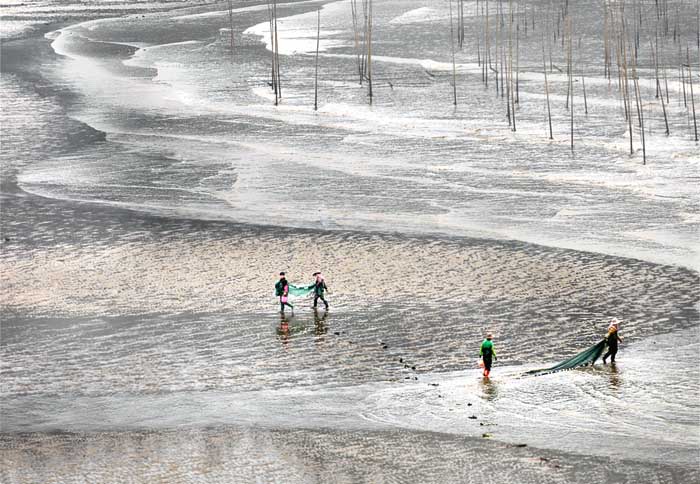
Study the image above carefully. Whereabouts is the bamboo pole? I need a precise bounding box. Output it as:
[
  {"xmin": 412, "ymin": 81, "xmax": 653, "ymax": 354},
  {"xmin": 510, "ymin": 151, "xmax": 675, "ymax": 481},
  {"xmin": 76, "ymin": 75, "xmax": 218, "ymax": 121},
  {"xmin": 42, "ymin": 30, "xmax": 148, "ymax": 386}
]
[
  {"xmin": 568, "ymin": 16, "xmax": 574, "ymax": 152},
  {"xmin": 460, "ymin": 0, "xmax": 465, "ymax": 48},
  {"xmin": 543, "ymin": 36, "xmax": 553, "ymax": 139},
  {"xmin": 273, "ymin": 0, "xmax": 281, "ymax": 102},
  {"xmin": 477, "ymin": 0, "xmax": 482, "ymax": 68},
  {"xmin": 516, "ymin": 7, "xmax": 520, "ymax": 104},
  {"xmin": 350, "ymin": 0, "xmax": 363, "ymax": 83},
  {"xmin": 565, "ymin": 15, "xmax": 570, "ymax": 111},
  {"xmin": 631, "ymin": 44, "xmax": 646, "ymax": 163},
  {"xmin": 688, "ymin": 46, "xmax": 698, "ymax": 141},
  {"xmin": 680, "ymin": 41, "xmax": 687, "ymax": 107},
  {"xmin": 652, "ymin": 38, "xmax": 670, "ymax": 135},
  {"xmin": 449, "ymin": 0, "xmax": 458, "ymax": 105},
  {"xmin": 486, "ymin": 0, "xmax": 491, "ymax": 87},
  {"xmin": 227, "ymin": 0, "xmax": 234, "ymax": 57},
  {"xmin": 509, "ymin": 0, "xmax": 516, "ymax": 130},
  {"xmin": 367, "ymin": 0, "xmax": 373, "ymax": 104},
  {"xmin": 314, "ymin": 9, "xmax": 320, "ymax": 111},
  {"xmin": 267, "ymin": 1, "xmax": 276, "ymax": 99},
  {"xmin": 623, "ymin": 31, "xmax": 633, "ymax": 155}
]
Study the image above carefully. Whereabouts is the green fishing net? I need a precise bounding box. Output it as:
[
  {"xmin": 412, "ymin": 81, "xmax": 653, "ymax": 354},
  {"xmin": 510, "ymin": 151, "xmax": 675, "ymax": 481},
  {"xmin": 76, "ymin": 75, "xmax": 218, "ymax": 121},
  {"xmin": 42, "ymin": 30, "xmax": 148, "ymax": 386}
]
[
  {"xmin": 525, "ymin": 339, "xmax": 607, "ymax": 376},
  {"xmin": 285, "ymin": 283, "xmax": 315, "ymax": 298}
]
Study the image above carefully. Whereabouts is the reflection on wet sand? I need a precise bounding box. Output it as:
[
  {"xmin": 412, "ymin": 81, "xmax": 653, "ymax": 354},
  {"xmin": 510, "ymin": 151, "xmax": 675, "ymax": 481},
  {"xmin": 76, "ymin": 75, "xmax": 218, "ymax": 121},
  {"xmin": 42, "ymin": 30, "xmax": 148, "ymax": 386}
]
[
  {"xmin": 277, "ymin": 313, "xmax": 291, "ymax": 347},
  {"xmin": 314, "ymin": 308, "xmax": 328, "ymax": 339},
  {"xmin": 480, "ymin": 377, "xmax": 499, "ymax": 402},
  {"xmin": 276, "ymin": 310, "xmax": 331, "ymax": 347},
  {"xmin": 608, "ymin": 363, "xmax": 621, "ymax": 391}
]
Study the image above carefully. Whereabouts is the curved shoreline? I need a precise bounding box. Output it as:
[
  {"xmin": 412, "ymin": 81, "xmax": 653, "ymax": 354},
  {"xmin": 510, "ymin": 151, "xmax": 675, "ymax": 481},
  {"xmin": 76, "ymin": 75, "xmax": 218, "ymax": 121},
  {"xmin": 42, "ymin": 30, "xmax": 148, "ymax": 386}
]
[{"xmin": 10, "ymin": 1, "xmax": 697, "ymax": 272}]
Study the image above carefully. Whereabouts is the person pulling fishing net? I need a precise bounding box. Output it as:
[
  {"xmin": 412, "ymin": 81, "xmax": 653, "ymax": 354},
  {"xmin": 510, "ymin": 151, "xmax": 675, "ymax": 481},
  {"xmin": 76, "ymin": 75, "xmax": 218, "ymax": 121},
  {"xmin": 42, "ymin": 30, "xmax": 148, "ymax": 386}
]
[
  {"xmin": 525, "ymin": 319, "xmax": 623, "ymax": 376},
  {"xmin": 273, "ymin": 271, "xmax": 322, "ymax": 313},
  {"xmin": 312, "ymin": 272, "xmax": 330, "ymax": 310},
  {"xmin": 274, "ymin": 272, "xmax": 314, "ymax": 314},
  {"xmin": 602, "ymin": 318, "xmax": 623, "ymax": 364}
]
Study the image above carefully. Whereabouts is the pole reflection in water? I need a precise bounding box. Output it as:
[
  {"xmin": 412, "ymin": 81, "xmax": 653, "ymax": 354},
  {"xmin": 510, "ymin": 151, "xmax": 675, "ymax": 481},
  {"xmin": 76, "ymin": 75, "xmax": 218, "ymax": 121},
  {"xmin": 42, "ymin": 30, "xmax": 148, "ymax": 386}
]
[{"xmin": 608, "ymin": 363, "xmax": 621, "ymax": 391}]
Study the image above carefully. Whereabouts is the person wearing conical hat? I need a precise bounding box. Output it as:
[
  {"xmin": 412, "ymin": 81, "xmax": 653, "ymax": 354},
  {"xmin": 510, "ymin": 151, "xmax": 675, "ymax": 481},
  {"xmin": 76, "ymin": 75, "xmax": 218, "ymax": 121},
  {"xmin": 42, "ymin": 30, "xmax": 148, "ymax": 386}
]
[
  {"xmin": 312, "ymin": 272, "xmax": 329, "ymax": 310},
  {"xmin": 602, "ymin": 318, "xmax": 623, "ymax": 364}
]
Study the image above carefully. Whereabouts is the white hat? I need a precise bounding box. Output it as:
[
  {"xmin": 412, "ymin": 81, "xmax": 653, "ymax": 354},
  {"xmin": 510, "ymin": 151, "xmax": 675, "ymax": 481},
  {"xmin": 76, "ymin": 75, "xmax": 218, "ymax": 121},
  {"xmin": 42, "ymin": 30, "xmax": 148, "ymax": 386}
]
[{"xmin": 609, "ymin": 318, "xmax": 620, "ymax": 327}]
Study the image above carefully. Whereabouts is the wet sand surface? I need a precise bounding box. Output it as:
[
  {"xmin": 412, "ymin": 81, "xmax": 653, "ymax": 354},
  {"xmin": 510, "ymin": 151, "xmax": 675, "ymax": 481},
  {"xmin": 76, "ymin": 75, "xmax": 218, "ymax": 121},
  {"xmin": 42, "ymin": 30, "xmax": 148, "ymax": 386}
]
[{"xmin": 2, "ymin": 426, "xmax": 697, "ymax": 484}]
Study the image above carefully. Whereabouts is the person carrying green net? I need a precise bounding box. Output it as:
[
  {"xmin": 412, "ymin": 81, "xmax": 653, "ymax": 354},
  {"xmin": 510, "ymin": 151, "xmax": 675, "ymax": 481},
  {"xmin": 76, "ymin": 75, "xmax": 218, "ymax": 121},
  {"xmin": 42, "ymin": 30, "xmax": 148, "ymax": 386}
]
[{"xmin": 274, "ymin": 272, "xmax": 294, "ymax": 313}]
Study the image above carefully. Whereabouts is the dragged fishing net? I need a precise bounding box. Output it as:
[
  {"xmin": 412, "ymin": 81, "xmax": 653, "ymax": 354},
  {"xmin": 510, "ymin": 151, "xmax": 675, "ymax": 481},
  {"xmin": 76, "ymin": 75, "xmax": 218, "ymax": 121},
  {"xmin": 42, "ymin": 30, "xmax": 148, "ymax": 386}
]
[
  {"xmin": 525, "ymin": 339, "xmax": 607, "ymax": 376},
  {"xmin": 286, "ymin": 283, "xmax": 315, "ymax": 299}
]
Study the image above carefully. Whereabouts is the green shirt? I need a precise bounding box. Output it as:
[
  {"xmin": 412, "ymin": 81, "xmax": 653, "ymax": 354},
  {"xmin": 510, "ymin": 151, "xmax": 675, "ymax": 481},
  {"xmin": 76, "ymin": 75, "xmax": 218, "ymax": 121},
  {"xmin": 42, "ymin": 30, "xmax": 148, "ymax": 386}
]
[{"xmin": 480, "ymin": 339, "xmax": 496, "ymax": 358}]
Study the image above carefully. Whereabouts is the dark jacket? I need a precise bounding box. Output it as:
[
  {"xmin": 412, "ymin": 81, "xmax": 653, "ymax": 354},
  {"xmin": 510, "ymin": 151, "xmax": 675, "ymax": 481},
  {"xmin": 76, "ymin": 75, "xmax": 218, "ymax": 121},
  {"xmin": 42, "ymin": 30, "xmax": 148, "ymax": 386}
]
[
  {"xmin": 606, "ymin": 327, "xmax": 621, "ymax": 348},
  {"xmin": 314, "ymin": 279, "xmax": 327, "ymax": 296},
  {"xmin": 275, "ymin": 279, "xmax": 288, "ymax": 297}
]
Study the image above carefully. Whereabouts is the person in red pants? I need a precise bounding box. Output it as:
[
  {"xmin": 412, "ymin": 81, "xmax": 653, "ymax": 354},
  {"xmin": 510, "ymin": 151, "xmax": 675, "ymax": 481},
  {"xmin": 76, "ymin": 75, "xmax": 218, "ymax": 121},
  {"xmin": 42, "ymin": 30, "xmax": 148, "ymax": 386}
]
[
  {"xmin": 274, "ymin": 272, "xmax": 294, "ymax": 313},
  {"xmin": 480, "ymin": 333, "xmax": 497, "ymax": 377}
]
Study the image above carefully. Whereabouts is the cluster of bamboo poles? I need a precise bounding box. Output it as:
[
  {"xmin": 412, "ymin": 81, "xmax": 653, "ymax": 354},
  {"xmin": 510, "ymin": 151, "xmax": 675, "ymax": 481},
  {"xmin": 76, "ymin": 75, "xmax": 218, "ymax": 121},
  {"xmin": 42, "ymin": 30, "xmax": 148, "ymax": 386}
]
[
  {"xmin": 247, "ymin": 0, "xmax": 698, "ymax": 163},
  {"xmin": 470, "ymin": 0, "xmax": 523, "ymax": 132},
  {"xmin": 266, "ymin": 0, "xmax": 282, "ymax": 105},
  {"xmin": 467, "ymin": 0, "xmax": 697, "ymax": 162},
  {"xmin": 350, "ymin": 0, "xmax": 374, "ymax": 103},
  {"xmin": 599, "ymin": 0, "xmax": 698, "ymax": 163}
]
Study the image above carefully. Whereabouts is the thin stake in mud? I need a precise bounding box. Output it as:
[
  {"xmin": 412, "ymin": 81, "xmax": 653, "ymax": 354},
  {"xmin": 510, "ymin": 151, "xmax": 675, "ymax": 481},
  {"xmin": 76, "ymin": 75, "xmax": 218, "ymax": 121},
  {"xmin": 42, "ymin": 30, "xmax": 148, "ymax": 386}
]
[
  {"xmin": 509, "ymin": 0, "xmax": 516, "ymax": 130},
  {"xmin": 652, "ymin": 38, "xmax": 670, "ymax": 135},
  {"xmin": 543, "ymin": 34, "xmax": 553, "ymax": 140},
  {"xmin": 459, "ymin": 0, "xmax": 465, "ymax": 48},
  {"xmin": 688, "ymin": 46, "xmax": 698, "ymax": 141},
  {"xmin": 227, "ymin": 0, "xmax": 234, "ymax": 58},
  {"xmin": 350, "ymin": 0, "xmax": 363, "ymax": 83},
  {"xmin": 618, "ymin": 11, "xmax": 634, "ymax": 156},
  {"xmin": 516, "ymin": 9, "xmax": 520, "ymax": 105},
  {"xmin": 566, "ymin": 15, "xmax": 574, "ymax": 152},
  {"xmin": 449, "ymin": 0, "xmax": 458, "ymax": 105},
  {"xmin": 477, "ymin": 0, "xmax": 482, "ymax": 68},
  {"xmin": 679, "ymin": 42, "xmax": 687, "ymax": 108},
  {"xmin": 267, "ymin": 0, "xmax": 276, "ymax": 100},
  {"xmin": 631, "ymin": 44, "xmax": 646, "ymax": 164},
  {"xmin": 314, "ymin": 9, "xmax": 320, "ymax": 111},
  {"xmin": 485, "ymin": 0, "xmax": 491, "ymax": 87},
  {"xmin": 367, "ymin": 0, "xmax": 373, "ymax": 104},
  {"xmin": 273, "ymin": 0, "xmax": 281, "ymax": 102}
]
